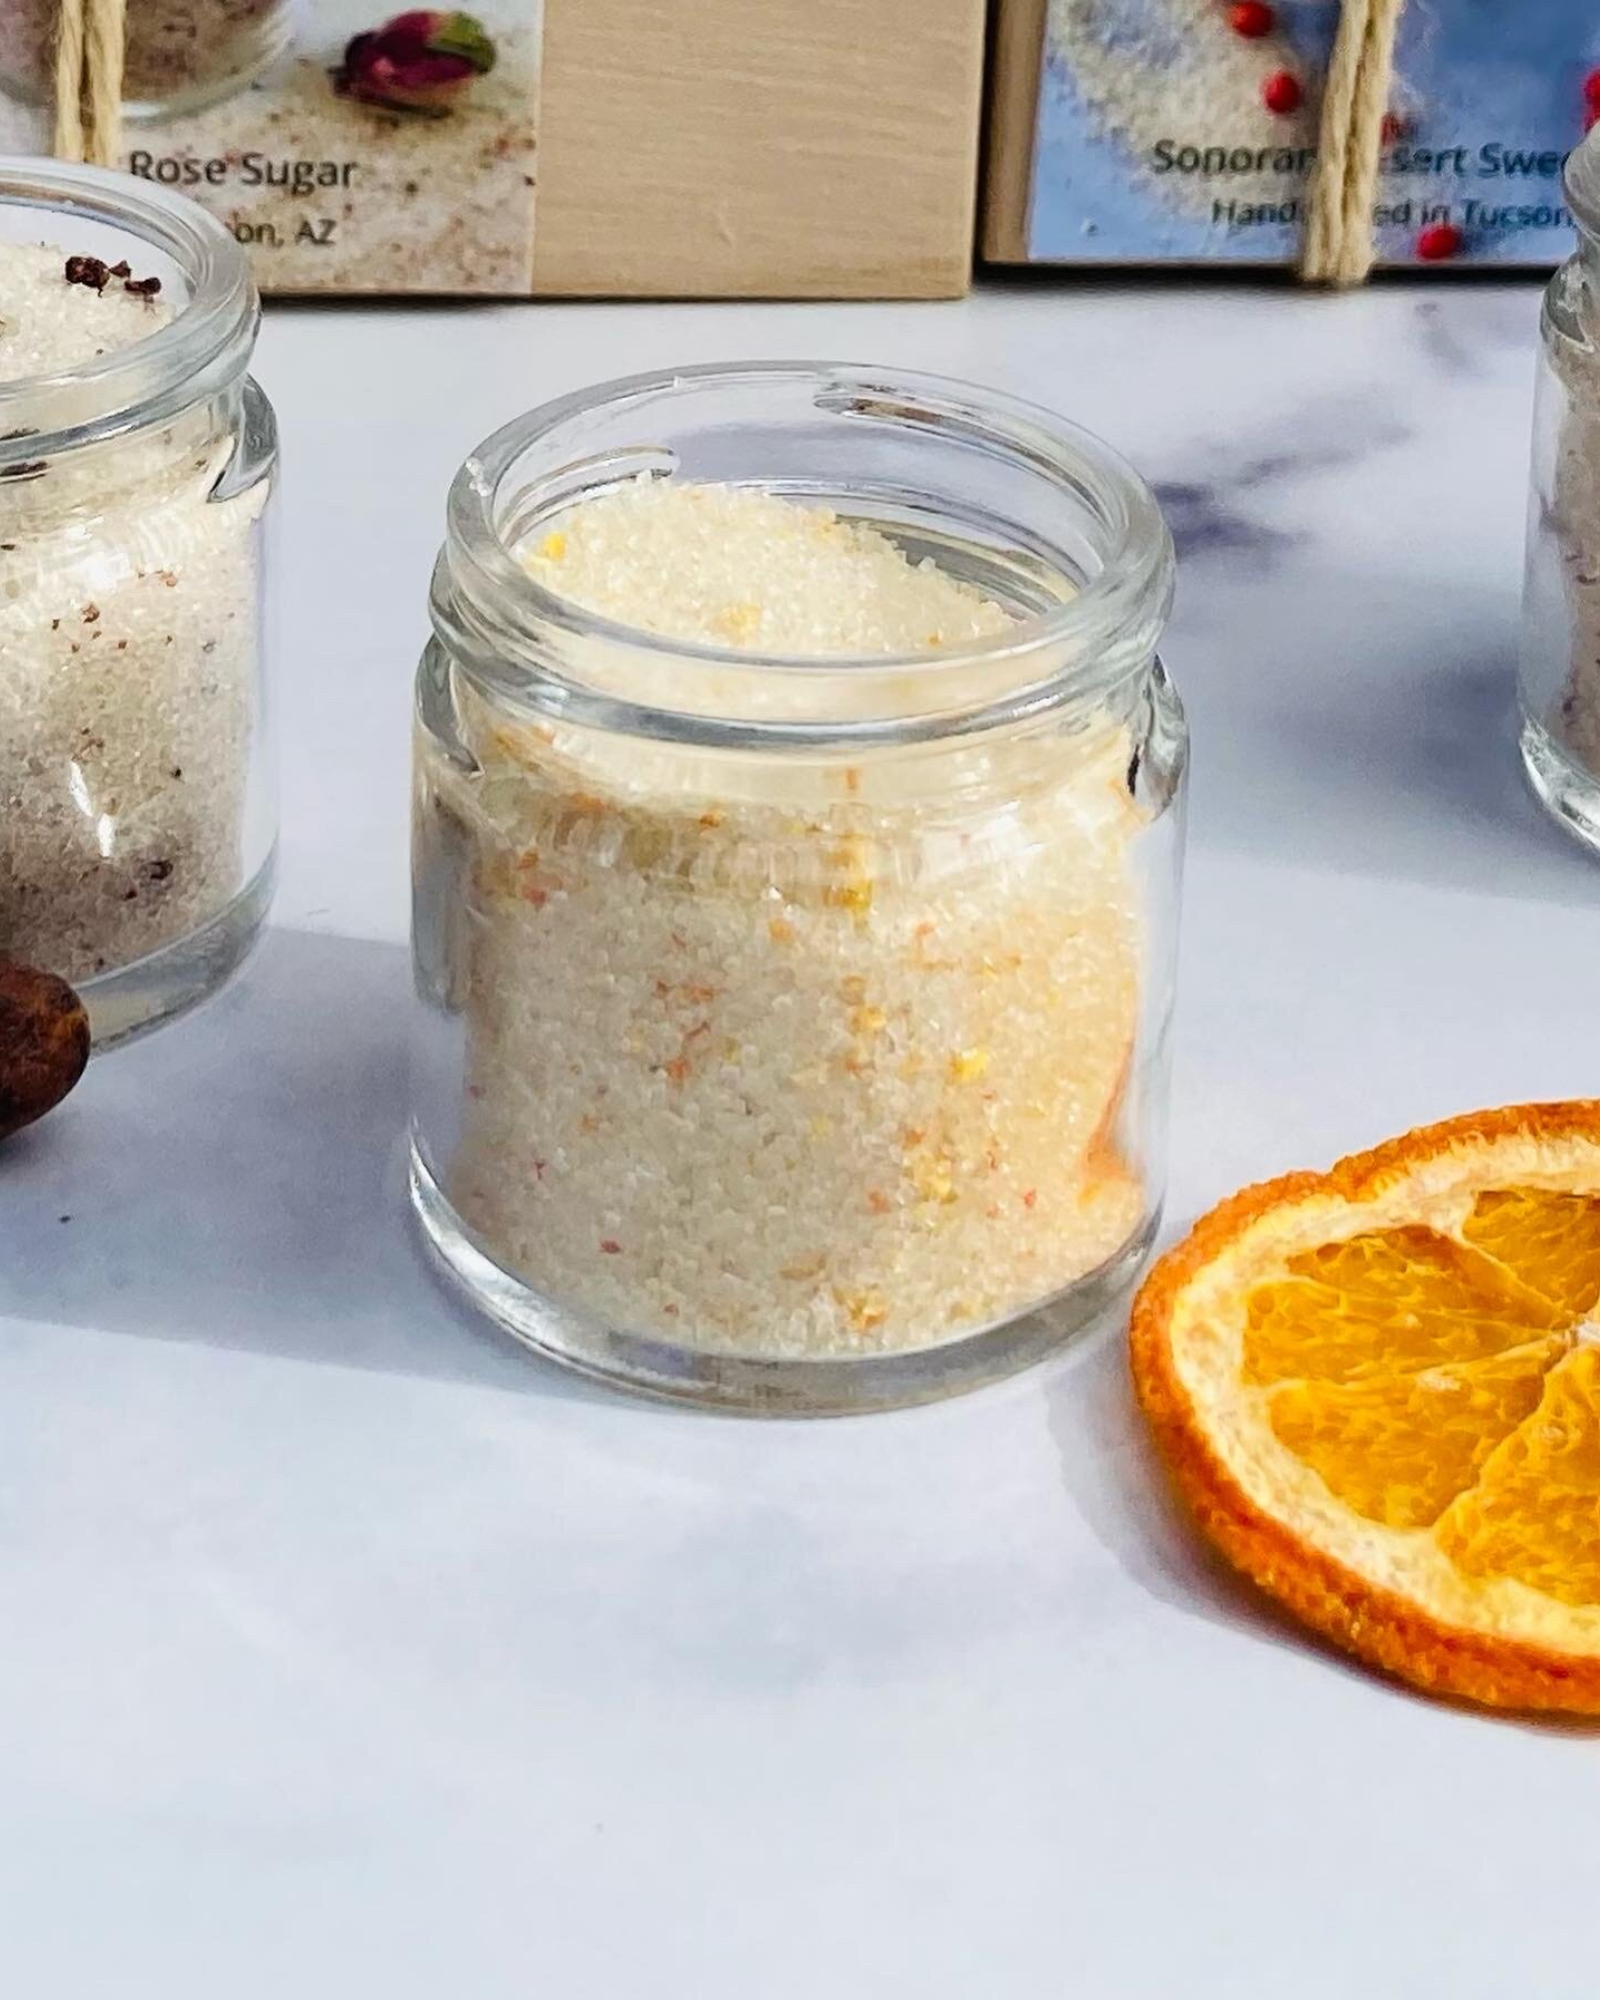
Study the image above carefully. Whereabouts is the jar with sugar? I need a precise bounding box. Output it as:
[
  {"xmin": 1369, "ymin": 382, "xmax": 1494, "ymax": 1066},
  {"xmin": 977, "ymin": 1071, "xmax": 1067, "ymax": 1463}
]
[
  {"xmin": 0, "ymin": 158, "xmax": 277, "ymax": 1045},
  {"xmin": 412, "ymin": 363, "xmax": 1186, "ymax": 1413},
  {"xmin": 1522, "ymin": 126, "xmax": 1600, "ymax": 855}
]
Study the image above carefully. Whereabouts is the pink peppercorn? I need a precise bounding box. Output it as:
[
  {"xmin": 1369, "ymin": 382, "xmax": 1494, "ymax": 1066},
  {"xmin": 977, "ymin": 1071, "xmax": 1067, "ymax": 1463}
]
[
  {"xmin": 1228, "ymin": 2, "xmax": 1275, "ymax": 36},
  {"xmin": 1415, "ymin": 222, "xmax": 1463, "ymax": 263},
  {"xmin": 1262, "ymin": 70, "xmax": 1302, "ymax": 115}
]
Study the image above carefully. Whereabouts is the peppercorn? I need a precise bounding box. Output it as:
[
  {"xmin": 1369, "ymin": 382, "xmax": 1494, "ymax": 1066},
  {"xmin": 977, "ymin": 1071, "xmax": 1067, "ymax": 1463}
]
[
  {"xmin": 1228, "ymin": 3, "xmax": 1275, "ymax": 37},
  {"xmin": 1416, "ymin": 222, "xmax": 1464, "ymax": 263},
  {"xmin": 0, "ymin": 960, "xmax": 89, "ymax": 1141}
]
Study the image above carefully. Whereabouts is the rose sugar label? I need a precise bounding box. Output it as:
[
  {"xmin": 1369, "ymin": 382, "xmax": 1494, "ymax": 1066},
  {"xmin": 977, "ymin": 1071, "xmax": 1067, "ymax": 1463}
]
[{"xmin": 0, "ymin": 4, "xmax": 540, "ymax": 294}]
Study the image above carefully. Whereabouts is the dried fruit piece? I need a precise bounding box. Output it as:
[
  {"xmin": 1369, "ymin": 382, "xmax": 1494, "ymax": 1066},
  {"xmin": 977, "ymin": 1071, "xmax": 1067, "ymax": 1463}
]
[
  {"xmin": 1131, "ymin": 1102, "xmax": 1600, "ymax": 1712},
  {"xmin": 0, "ymin": 960, "xmax": 90, "ymax": 1140}
]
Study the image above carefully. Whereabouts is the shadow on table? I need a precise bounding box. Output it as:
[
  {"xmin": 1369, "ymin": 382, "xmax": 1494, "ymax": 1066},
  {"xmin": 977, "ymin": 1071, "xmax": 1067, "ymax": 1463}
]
[
  {"xmin": 0, "ymin": 925, "xmax": 604, "ymax": 1402},
  {"xmin": 1047, "ymin": 1294, "xmax": 1600, "ymax": 1737},
  {"xmin": 1044, "ymin": 1321, "xmax": 1309, "ymax": 1650},
  {"xmin": 1173, "ymin": 565, "xmax": 1595, "ymax": 908}
]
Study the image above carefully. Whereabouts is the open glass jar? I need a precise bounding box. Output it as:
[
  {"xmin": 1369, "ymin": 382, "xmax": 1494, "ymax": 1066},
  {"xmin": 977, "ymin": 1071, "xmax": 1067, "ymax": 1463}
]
[
  {"xmin": 412, "ymin": 364, "xmax": 1186, "ymax": 1413},
  {"xmin": 0, "ymin": 2, "xmax": 295, "ymax": 121},
  {"xmin": 1521, "ymin": 129, "xmax": 1600, "ymax": 855},
  {"xmin": 0, "ymin": 158, "xmax": 277, "ymax": 1047}
]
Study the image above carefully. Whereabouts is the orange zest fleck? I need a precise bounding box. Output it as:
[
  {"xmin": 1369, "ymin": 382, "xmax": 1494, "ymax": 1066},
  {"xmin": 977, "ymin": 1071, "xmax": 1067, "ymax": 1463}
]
[{"xmin": 836, "ymin": 1287, "xmax": 888, "ymax": 1333}]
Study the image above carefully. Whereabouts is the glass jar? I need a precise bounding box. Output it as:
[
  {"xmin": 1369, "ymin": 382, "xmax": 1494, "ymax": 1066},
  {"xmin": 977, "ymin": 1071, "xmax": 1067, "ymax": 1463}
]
[
  {"xmin": 0, "ymin": 158, "xmax": 278, "ymax": 1047},
  {"xmin": 0, "ymin": 0, "xmax": 295, "ymax": 121},
  {"xmin": 1522, "ymin": 129, "xmax": 1600, "ymax": 855},
  {"xmin": 412, "ymin": 364, "xmax": 1186, "ymax": 1414}
]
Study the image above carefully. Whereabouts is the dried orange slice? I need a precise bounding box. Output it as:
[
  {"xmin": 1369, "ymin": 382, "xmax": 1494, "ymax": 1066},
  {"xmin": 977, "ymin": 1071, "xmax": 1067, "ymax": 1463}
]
[{"xmin": 1130, "ymin": 1104, "xmax": 1600, "ymax": 1712}]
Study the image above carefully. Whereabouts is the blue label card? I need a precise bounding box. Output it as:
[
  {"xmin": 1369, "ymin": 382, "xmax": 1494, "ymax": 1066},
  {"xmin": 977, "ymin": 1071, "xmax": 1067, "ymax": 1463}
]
[{"xmin": 1028, "ymin": 0, "xmax": 1596, "ymax": 266}]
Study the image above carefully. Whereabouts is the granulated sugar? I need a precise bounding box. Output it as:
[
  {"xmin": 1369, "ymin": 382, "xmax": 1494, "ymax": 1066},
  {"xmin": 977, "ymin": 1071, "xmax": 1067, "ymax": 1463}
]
[
  {"xmin": 0, "ymin": 242, "xmax": 173, "ymax": 375},
  {"xmin": 419, "ymin": 480, "xmax": 1145, "ymax": 1360},
  {"xmin": 521, "ymin": 480, "xmax": 1018, "ymax": 654},
  {"xmin": 0, "ymin": 241, "xmax": 262, "ymax": 984}
]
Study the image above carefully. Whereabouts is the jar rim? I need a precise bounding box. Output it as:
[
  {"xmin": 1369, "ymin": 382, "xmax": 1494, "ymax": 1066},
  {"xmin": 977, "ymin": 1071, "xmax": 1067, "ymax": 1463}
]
[
  {"xmin": 437, "ymin": 362, "xmax": 1176, "ymax": 748},
  {"xmin": 0, "ymin": 157, "xmax": 257, "ymax": 468}
]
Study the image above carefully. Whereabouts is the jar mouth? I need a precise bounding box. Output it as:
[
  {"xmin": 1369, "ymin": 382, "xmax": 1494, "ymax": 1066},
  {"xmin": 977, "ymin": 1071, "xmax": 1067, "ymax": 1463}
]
[
  {"xmin": 0, "ymin": 158, "xmax": 257, "ymax": 469},
  {"xmin": 437, "ymin": 363, "xmax": 1175, "ymax": 747}
]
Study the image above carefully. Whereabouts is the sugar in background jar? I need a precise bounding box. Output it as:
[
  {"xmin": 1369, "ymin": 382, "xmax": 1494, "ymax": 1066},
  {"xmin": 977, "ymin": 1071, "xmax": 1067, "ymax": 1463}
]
[
  {"xmin": 0, "ymin": 1, "xmax": 296, "ymax": 121},
  {"xmin": 412, "ymin": 365, "xmax": 1185, "ymax": 1413},
  {"xmin": 0, "ymin": 158, "xmax": 277, "ymax": 1046},
  {"xmin": 1522, "ymin": 128, "xmax": 1600, "ymax": 856}
]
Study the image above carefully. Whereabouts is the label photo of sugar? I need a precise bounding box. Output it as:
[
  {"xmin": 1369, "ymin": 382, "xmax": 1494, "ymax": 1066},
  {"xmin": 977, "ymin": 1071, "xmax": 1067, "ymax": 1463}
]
[
  {"xmin": 0, "ymin": 2, "xmax": 540, "ymax": 295},
  {"xmin": 0, "ymin": 0, "xmax": 294, "ymax": 118}
]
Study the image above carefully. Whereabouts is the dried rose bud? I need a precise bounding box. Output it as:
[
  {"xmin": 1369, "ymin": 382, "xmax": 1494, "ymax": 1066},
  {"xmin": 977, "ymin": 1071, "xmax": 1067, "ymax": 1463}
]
[
  {"xmin": 64, "ymin": 254, "xmax": 111, "ymax": 292},
  {"xmin": 0, "ymin": 961, "xmax": 89, "ymax": 1142},
  {"xmin": 334, "ymin": 11, "xmax": 496, "ymax": 115}
]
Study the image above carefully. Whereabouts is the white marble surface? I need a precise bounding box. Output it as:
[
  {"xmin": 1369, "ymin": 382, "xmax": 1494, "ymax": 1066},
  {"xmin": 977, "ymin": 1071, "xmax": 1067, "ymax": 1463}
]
[{"xmin": 4, "ymin": 278, "xmax": 1599, "ymax": 1998}]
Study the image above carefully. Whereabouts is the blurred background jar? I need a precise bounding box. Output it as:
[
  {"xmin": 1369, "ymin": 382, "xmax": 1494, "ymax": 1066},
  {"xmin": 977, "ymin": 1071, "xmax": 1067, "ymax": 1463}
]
[
  {"xmin": 0, "ymin": 0, "xmax": 295, "ymax": 122},
  {"xmin": 410, "ymin": 363, "xmax": 1187, "ymax": 1413},
  {"xmin": 1521, "ymin": 125, "xmax": 1600, "ymax": 857},
  {"xmin": 0, "ymin": 158, "xmax": 278, "ymax": 1047}
]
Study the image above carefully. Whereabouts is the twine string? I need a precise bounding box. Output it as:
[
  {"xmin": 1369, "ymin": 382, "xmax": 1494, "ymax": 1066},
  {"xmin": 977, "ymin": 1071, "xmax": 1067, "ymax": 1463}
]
[
  {"xmin": 52, "ymin": 0, "xmax": 126, "ymax": 168},
  {"xmin": 1301, "ymin": 0, "xmax": 1406, "ymax": 286}
]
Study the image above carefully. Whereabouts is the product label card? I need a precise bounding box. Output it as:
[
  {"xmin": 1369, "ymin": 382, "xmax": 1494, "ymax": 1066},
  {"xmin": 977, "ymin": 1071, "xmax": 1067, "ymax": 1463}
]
[
  {"xmin": 0, "ymin": 2, "xmax": 540, "ymax": 293},
  {"xmin": 1030, "ymin": 0, "xmax": 1594, "ymax": 266}
]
